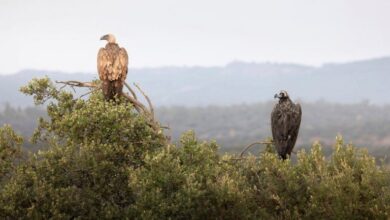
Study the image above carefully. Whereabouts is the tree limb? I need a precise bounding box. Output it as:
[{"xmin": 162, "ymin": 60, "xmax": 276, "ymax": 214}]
[
  {"xmin": 120, "ymin": 92, "xmax": 146, "ymax": 115},
  {"xmin": 240, "ymin": 141, "xmax": 273, "ymax": 158},
  {"xmin": 124, "ymin": 82, "xmax": 137, "ymax": 100},
  {"xmin": 80, "ymin": 88, "xmax": 100, "ymax": 98},
  {"xmin": 55, "ymin": 81, "xmax": 98, "ymax": 88},
  {"xmin": 134, "ymin": 83, "xmax": 154, "ymax": 120}
]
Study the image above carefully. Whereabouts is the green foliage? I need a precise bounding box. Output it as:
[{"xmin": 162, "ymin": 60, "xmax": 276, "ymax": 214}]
[
  {"xmin": 0, "ymin": 124, "xmax": 22, "ymax": 181},
  {"xmin": 129, "ymin": 131, "xmax": 251, "ymax": 219},
  {"xmin": 19, "ymin": 76, "xmax": 60, "ymax": 105},
  {"xmin": 0, "ymin": 142, "xmax": 136, "ymax": 218},
  {"xmin": 237, "ymin": 139, "xmax": 390, "ymax": 219},
  {"xmin": 20, "ymin": 77, "xmax": 165, "ymax": 164},
  {"xmin": 0, "ymin": 78, "xmax": 165, "ymax": 218},
  {"xmin": 0, "ymin": 77, "xmax": 389, "ymax": 219}
]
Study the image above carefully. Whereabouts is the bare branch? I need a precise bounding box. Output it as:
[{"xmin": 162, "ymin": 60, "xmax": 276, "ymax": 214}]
[
  {"xmin": 221, "ymin": 156, "xmax": 262, "ymax": 162},
  {"xmin": 134, "ymin": 83, "xmax": 154, "ymax": 120},
  {"xmin": 120, "ymin": 92, "xmax": 145, "ymax": 114},
  {"xmin": 240, "ymin": 141, "xmax": 273, "ymax": 158},
  {"xmin": 59, "ymin": 84, "xmax": 67, "ymax": 90},
  {"xmin": 124, "ymin": 82, "xmax": 137, "ymax": 100},
  {"xmin": 80, "ymin": 88, "xmax": 100, "ymax": 98},
  {"xmin": 55, "ymin": 80, "xmax": 98, "ymax": 88},
  {"xmin": 120, "ymin": 91, "xmax": 162, "ymax": 136}
]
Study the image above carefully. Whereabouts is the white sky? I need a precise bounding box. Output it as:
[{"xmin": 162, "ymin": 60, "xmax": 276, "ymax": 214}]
[{"xmin": 0, "ymin": 0, "xmax": 389, "ymax": 73}]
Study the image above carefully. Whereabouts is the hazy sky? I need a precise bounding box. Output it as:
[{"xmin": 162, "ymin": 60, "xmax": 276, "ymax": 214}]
[{"xmin": 0, "ymin": 0, "xmax": 389, "ymax": 73}]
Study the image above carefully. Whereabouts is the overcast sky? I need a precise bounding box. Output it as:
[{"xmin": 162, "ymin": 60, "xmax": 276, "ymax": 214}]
[{"xmin": 0, "ymin": 0, "xmax": 389, "ymax": 73}]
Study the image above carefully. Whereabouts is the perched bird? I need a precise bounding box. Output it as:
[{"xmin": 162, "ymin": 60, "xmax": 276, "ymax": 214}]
[
  {"xmin": 271, "ymin": 90, "xmax": 302, "ymax": 160},
  {"xmin": 97, "ymin": 34, "xmax": 129, "ymax": 100}
]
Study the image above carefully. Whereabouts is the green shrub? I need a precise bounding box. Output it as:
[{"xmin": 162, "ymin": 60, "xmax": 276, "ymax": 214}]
[
  {"xmin": 237, "ymin": 139, "xmax": 390, "ymax": 219},
  {"xmin": 0, "ymin": 124, "xmax": 23, "ymax": 182},
  {"xmin": 0, "ymin": 77, "xmax": 388, "ymax": 219},
  {"xmin": 129, "ymin": 131, "xmax": 252, "ymax": 219}
]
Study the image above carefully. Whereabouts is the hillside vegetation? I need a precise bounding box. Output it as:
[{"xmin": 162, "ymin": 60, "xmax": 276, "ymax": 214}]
[
  {"xmin": 157, "ymin": 102, "xmax": 390, "ymax": 156},
  {"xmin": 1, "ymin": 101, "xmax": 390, "ymax": 162},
  {"xmin": 0, "ymin": 77, "xmax": 389, "ymax": 219}
]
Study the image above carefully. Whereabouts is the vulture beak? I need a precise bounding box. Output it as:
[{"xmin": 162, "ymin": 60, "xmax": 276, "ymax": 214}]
[
  {"xmin": 100, "ymin": 35, "xmax": 109, "ymax": 41},
  {"xmin": 274, "ymin": 93, "xmax": 279, "ymax": 99}
]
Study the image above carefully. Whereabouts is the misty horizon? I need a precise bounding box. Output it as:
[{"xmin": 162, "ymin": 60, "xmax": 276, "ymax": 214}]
[
  {"xmin": 1, "ymin": 0, "xmax": 389, "ymax": 73},
  {"xmin": 0, "ymin": 56, "xmax": 389, "ymax": 107},
  {"xmin": 2, "ymin": 55, "xmax": 390, "ymax": 75}
]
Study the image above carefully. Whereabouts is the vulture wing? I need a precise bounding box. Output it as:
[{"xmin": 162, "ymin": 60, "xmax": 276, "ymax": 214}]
[
  {"xmin": 97, "ymin": 46, "xmax": 128, "ymax": 81},
  {"xmin": 286, "ymin": 103, "xmax": 302, "ymax": 155},
  {"xmin": 271, "ymin": 105, "xmax": 287, "ymax": 156},
  {"xmin": 97, "ymin": 48, "xmax": 110, "ymax": 81},
  {"xmin": 271, "ymin": 102, "xmax": 302, "ymax": 158},
  {"xmin": 115, "ymin": 48, "xmax": 128, "ymax": 82},
  {"xmin": 98, "ymin": 45, "xmax": 129, "ymax": 100}
]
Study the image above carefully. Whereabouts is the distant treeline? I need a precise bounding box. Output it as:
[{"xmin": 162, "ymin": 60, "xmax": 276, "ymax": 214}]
[
  {"xmin": 157, "ymin": 101, "xmax": 390, "ymax": 160},
  {"xmin": 1, "ymin": 101, "xmax": 390, "ymax": 160}
]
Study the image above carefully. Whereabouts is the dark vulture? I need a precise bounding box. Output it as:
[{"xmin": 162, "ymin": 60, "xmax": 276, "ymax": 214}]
[
  {"xmin": 97, "ymin": 34, "xmax": 129, "ymax": 100},
  {"xmin": 271, "ymin": 90, "xmax": 302, "ymax": 160}
]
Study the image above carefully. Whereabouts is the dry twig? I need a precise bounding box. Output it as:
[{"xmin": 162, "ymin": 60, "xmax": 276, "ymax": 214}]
[
  {"xmin": 240, "ymin": 141, "xmax": 272, "ymax": 158},
  {"xmin": 120, "ymin": 92, "xmax": 147, "ymax": 114},
  {"xmin": 124, "ymin": 82, "xmax": 137, "ymax": 100},
  {"xmin": 134, "ymin": 83, "xmax": 154, "ymax": 120},
  {"xmin": 56, "ymin": 81, "xmax": 98, "ymax": 88}
]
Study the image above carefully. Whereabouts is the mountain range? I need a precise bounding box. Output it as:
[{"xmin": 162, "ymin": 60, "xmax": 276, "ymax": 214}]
[{"xmin": 1, "ymin": 56, "xmax": 389, "ymax": 107}]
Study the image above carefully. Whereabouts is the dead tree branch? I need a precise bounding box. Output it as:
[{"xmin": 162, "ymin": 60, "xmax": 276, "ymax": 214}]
[
  {"xmin": 240, "ymin": 141, "xmax": 273, "ymax": 158},
  {"xmin": 134, "ymin": 83, "xmax": 154, "ymax": 120},
  {"xmin": 120, "ymin": 92, "xmax": 143, "ymax": 113},
  {"xmin": 124, "ymin": 82, "xmax": 137, "ymax": 100},
  {"xmin": 56, "ymin": 81, "xmax": 98, "ymax": 88},
  {"xmin": 80, "ymin": 89, "xmax": 96, "ymax": 98}
]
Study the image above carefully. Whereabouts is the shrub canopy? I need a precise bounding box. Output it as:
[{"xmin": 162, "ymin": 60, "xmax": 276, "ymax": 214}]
[{"xmin": 0, "ymin": 77, "xmax": 389, "ymax": 219}]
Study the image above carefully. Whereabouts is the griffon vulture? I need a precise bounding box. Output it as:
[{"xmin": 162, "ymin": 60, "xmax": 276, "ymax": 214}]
[
  {"xmin": 97, "ymin": 34, "xmax": 129, "ymax": 100},
  {"xmin": 271, "ymin": 90, "xmax": 302, "ymax": 160}
]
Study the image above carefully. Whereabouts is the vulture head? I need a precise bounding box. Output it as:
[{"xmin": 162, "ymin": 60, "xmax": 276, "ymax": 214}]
[
  {"xmin": 100, "ymin": 34, "xmax": 116, "ymax": 44},
  {"xmin": 274, "ymin": 90, "xmax": 289, "ymax": 100}
]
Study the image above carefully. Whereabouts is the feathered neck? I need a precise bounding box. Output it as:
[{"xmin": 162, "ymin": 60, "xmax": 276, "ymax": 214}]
[
  {"xmin": 106, "ymin": 42, "xmax": 119, "ymax": 48},
  {"xmin": 279, "ymin": 97, "xmax": 292, "ymax": 104}
]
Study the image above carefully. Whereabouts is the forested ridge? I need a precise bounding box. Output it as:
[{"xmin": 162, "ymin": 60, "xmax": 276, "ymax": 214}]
[
  {"xmin": 0, "ymin": 77, "xmax": 389, "ymax": 219},
  {"xmin": 1, "ymin": 100, "xmax": 390, "ymax": 162}
]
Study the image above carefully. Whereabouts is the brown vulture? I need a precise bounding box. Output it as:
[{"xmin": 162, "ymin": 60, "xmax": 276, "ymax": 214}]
[
  {"xmin": 97, "ymin": 34, "xmax": 129, "ymax": 100},
  {"xmin": 271, "ymin": 90, "xmax": 302, "ymax": 160}
]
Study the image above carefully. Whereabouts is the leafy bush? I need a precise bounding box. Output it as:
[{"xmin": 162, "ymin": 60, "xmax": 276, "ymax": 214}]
[
  {"xmin": 0, "ymin": 77, "xmax": 389, "ymax": 219},
  {"xmin": 129, "ymin": 131, "xmax": 253, "ymax": 219},
  {"xmin": 237, "ymin": 139, "xmax": 390, "ymax": 219},
  {"xmin": 0, "ymin": 124, "xmax": 22, "ymax": 182}
]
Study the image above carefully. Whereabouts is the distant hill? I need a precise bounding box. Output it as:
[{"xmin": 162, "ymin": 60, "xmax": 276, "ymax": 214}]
[{"xmin": 1, "ymin": 57, "xmax": 390, "ymax": 107}]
